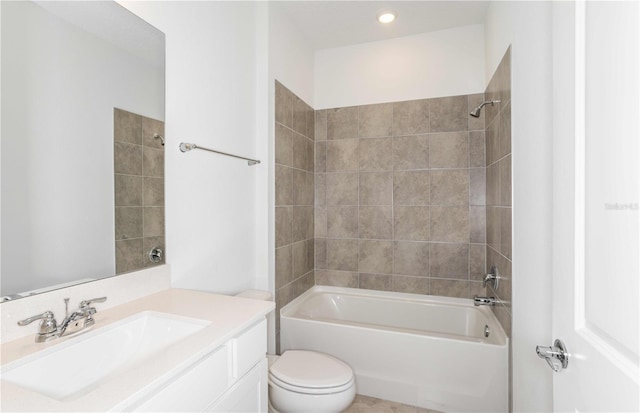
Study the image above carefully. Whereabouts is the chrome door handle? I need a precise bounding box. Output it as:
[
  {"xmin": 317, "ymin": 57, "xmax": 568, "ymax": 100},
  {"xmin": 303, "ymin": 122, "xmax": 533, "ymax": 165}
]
[{"xmin": 536, "ymin": 339, "xmax": 569, "ymax": 372}]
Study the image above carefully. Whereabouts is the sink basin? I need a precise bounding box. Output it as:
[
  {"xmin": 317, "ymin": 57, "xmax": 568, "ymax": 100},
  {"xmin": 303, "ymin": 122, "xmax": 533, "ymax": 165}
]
[{"xmin": 1, "ymin": 311, "xmax": 210, "ymax": 400}]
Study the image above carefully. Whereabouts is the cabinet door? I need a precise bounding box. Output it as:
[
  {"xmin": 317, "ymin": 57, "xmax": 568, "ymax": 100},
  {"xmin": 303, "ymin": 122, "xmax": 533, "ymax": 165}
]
[
  {"xmin": 230, "ymin": 319, "xmax": 267, "ymax": 380},
  {"xmin": 206, "ymin": 358, "xmax": 268, "ymax": 413},
  {"xmin": 134, "ymin": 346, "xmax": 229, "ymax": 412}
]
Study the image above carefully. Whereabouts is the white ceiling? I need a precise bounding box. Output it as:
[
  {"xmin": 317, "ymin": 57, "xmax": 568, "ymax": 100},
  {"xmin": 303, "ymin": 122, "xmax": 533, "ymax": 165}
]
[{"xmin": 273, "ymin": 1, "xmax": 490, "ymax": 50}]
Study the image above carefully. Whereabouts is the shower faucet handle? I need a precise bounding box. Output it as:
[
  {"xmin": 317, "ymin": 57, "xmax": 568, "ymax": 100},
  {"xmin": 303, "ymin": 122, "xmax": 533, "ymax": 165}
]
[{"xmin": 483, "ymin": 265, "xmax": 500, "ymax": 289}]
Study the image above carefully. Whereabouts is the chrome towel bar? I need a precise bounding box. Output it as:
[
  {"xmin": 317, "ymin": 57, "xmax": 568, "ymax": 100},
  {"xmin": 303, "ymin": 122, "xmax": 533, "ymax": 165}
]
[{"xmin": 179, "ymin": 142, "xmax": 260, "ymax": 166}]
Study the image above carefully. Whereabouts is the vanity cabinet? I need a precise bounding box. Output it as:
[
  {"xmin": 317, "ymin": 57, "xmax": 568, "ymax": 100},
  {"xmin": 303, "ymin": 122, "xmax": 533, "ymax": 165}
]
[{"xmin": 131, "ymin": 319, "xmax": 267, "ymax": 413}]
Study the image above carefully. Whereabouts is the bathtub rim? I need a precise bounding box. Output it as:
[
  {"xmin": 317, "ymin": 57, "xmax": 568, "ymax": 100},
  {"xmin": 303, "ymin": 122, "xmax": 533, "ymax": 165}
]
[{"xmin": 280, "ymin": 285, "xmax": 508, "ymax": 347}]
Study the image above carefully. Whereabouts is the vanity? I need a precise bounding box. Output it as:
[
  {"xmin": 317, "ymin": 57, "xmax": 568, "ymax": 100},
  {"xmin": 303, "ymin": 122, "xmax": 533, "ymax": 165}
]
[{"xmin": 0, "ymin": 289, "xmax": 274, "ymax": 412}]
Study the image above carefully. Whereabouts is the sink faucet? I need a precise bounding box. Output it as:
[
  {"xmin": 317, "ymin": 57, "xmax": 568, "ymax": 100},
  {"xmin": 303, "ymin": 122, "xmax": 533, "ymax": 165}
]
[
  {"xmin": 473, "ymin": 296, "xmax": 497, "ymax": 306},
  {"xmin": 17, "ymin": 297, "xmax": 107, "ymax": 342}
]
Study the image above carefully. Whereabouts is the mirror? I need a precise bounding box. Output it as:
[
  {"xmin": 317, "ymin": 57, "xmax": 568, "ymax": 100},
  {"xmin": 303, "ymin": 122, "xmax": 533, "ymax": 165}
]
[{"xmin": 1, "ymin": 1, "xmax": 165, "ymax": 300}]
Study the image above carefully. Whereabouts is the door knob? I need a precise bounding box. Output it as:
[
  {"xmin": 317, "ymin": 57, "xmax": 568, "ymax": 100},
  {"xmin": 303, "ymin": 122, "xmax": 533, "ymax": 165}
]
[{"xmin": 536, "ymin": 339, "xmax": 569, "ymax": 372}]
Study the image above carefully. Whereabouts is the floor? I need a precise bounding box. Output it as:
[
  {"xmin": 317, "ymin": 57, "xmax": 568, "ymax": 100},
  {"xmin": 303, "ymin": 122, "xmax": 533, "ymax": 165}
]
[{"xmin": 343, "ymin": 395, "xmax": 444, "ymax": 413}]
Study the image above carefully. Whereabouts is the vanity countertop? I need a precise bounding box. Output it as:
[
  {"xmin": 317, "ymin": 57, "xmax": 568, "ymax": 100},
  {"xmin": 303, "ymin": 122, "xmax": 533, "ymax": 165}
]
[{"xmin": 0, "ymin": 288, "xmax": 274, "ymax": 412}]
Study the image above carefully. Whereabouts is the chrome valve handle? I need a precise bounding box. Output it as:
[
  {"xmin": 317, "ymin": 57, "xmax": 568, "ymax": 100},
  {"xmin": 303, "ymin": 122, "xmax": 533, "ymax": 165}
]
[
  {"xmin": 79, "ymin": 297, "xmax": 107, "ymax": 308},
  {"xmin": 536, "ymin": 339, "xmax": 569, "ymax": 372},
  {"xmin": 17, "ymin": 311, "xmax": 54, "ymax": 326},
  {"xmin": 483, "ymin": 265, "xmax": 500, "ymax": 289},
  {"xmin": 17, "ymin": 311, "xmax": 58, "ymax": 338}
]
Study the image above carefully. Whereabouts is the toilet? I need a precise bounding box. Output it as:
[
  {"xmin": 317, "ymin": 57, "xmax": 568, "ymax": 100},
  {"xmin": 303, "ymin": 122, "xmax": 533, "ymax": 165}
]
[{"xmin": 236, "ymin": 290, "xmax": 356, "ymax": 413}]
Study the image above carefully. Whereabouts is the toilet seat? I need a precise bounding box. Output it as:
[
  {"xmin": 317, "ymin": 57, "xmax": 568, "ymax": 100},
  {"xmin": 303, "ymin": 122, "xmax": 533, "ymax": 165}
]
[{"xmin": 269, "ymin": 350, "xmax": 354, "ymax": 394}]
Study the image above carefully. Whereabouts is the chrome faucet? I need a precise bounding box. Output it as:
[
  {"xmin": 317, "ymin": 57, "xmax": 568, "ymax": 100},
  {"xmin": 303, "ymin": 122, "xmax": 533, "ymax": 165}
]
[
  {"xmin": 473, "ymin": 296, "xmax": 497, "ymax": 306},
  {"xmin": 17, "ymin": 297, "xmax": 107, "ymax": 342}
]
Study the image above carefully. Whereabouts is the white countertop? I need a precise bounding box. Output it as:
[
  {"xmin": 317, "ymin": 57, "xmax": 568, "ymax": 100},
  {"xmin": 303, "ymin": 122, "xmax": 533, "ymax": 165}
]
[{"xmin": 0, "ymin": 288, "xmax": 274, "ymax": 412}]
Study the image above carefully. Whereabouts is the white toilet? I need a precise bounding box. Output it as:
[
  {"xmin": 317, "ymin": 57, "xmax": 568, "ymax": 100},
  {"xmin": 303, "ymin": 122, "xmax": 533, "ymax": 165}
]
[{"xmin": 236, "ymin": 290, "xmax": 356, "ymax": 413}]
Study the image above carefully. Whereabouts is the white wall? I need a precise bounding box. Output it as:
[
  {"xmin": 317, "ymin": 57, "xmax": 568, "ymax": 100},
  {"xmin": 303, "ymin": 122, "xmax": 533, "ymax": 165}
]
[
  {"xmin": 120, "ymin": 1, "xmax": 263, "ymax": 295},
  {"xmin": 314, "ymin": 24, "xmax": 485, "ymax": 109},
  {"xmin": 484, "ymin": 2, "xmax": 554, "ymax": 411},
  {"xmin": 1, "ymin": 1, "xmax": 163, "ymax": 297}
]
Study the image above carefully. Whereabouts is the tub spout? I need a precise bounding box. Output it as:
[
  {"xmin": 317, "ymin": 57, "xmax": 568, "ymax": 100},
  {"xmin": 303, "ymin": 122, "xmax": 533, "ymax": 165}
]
[{"xmin": 473, "ymin": 296, "xmax": 497, "ymax": 306}]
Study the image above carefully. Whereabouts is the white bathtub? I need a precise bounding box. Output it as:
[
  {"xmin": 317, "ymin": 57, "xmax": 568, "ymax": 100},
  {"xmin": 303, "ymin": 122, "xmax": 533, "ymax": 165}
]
[{"xmin": 280, "ymin": 286, "xmax": 508, "ymax": 413}]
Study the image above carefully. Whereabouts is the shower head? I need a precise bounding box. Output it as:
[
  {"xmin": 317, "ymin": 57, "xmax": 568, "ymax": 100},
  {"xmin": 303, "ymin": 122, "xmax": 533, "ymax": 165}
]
[{"xmin": 469, "ymin": 100, "xmax": 501, "ymax": 118}]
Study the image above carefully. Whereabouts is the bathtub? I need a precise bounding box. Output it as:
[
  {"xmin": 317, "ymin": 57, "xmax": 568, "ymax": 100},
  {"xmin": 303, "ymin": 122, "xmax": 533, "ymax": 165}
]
[{"xmin": 280, "ymin": 286, "xmax": 508, "ymax": 413}]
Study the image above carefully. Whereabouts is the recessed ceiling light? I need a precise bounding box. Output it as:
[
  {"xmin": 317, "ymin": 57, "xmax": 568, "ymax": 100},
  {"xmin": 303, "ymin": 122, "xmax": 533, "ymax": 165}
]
[{"xmin": 377, "ymin": 10, "xmax": 396, "ymax": 24}]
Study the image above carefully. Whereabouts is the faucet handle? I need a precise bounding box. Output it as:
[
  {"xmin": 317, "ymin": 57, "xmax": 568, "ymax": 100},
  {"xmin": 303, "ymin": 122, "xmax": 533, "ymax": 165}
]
[
  {"xmin": 483, "ymin": 265, "xmax": 500, "ymax": 289},
  {"xmin": 17, "ymin": 311, "xmax": 58, "ymax": 335},
  {"xmin": 79, "ymin": 297, "xmax": 107, "ymax": 308}
]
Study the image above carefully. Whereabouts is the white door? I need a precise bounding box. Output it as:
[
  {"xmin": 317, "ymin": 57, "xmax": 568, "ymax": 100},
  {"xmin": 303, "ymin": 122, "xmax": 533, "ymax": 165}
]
[{"xmin": 551, "ymin": 1, "xmax": 639, "ymax": 411}]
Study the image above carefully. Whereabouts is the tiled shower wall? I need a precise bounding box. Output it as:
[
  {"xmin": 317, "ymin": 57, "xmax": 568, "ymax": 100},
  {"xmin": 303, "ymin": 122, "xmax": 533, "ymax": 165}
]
[
  {"xmin": 314, "ymin": 95, "xmax": 488, "ymax": 298},
  {"xmin": 114, "ymin": 108, "xmax": 165, "ymax": 274},
  {"xmin": 483, "ymin": 47, "xmax": 512, "ymax": 338},
  {"xmin": 274, "ymin": 82, "xmax": 315, "ymax": 350}
]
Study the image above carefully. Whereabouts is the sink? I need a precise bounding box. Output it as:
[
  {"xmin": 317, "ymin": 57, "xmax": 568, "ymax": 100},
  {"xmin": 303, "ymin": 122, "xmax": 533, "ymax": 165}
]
[{"xmin": 1, "ymin": 311, "xmax": 210, "ymax": 400}]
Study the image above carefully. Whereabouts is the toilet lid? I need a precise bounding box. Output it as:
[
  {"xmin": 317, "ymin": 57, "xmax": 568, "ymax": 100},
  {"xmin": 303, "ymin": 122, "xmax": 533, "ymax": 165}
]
[{"xmin": 270, "ymin": 350, "xmax": 354, "ymax": 389}]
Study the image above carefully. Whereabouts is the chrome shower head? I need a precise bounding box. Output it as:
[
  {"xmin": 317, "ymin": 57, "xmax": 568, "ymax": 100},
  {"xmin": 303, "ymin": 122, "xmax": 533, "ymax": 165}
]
[{"xmin": 469, "ymin": 100, "xmax": 501, "ymax": 118}]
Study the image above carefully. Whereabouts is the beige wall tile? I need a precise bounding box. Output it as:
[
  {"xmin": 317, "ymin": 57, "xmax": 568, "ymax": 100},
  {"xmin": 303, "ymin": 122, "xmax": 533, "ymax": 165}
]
[
  {"xmin": 315, "ymin": 110, "xmax": 327, "ymax": 141},
  {"xmin": 430, "ymin": 279, "xmax": 468, "ymax": 298},
  {"xmin": 500, "ymin": 207, "xmax": 512, "ymax": 260},
  {"xmin": 359, "ymin": 206, "xmax": 393, "ymax": 239},
  {"xmin": 305, "ymin": 102, "xmax": 315, "ymax": 140},
  {"xmin": 392, "ymin": 99, "xmax": 430, "ymax": 136},
  {"xmin": 492, "ymin": 303, "xmax": 512, "ymax": 338},
  {"xmin": 359, "ymin": 240, "xmax": 393, "ymax": 274},
  {"xmin": 293, "ymin": 96, "xmax": 307, "ymax": 136},
  {"xmin": 359, "ymin": 171, "xmax": 393, "ymax": 205},
  {"xmin": 315, "ymin": 141, "xmax": 327, "ymax": 172},
  {"xmin": 468, "ymin": 94, "xmax": 485, "ymax": 132},
  {"xmin": 292, "ymin": 170, "xmax": 314, "ymax": 206},
  {"xmin": 115, "ymin": 207, "xmax": 142, "ymax": 240},
  {"xmin": 115, "ymin": 174, "xmax": 142, "ymax": 206},
  {"xmin": 469, "ymin": 131, "xmax": 486, "ymax": 167},
  {"xmin": 316, "ymin": 270, "xmax": 358, "ymax": 288},
  {"xmin": 360, "ymin": 273, "xmax": 392, "ymax": 291},
  {"xmin": 394, "ymin": 206, "xmax": 430, "ymax": 241},
  {"xmin": 430, "ymin": 243, "xmax": 469, "ymax": 279},
  {"xmin": 327, "ymin": 139, "xmax": 359, "ymax": 171},
  {"xmin": 143, "ymin": 177, "xmax": 164, "ymax": 206},
  {"xmin": 292, "ymin": 240, "xmax": 309, "ymax": 279},
  {"xmin": 275, "ymin": 165, "xmax": 293, "ymax": 206},
  {"xmin": 327, "ymin": 107, "xmax": 358, "ymax": 139},
  {"xmin": 499, "ymin": 155, "xmax": 512, "ymax": 207},
  {"xmin": 359, "ymin": 103, "xmax": 393, "ymax": 138},
  {"xmin": 327, "ymin": 206, "xmax": 359, "ymax": 238},
  {"xmin": 326, "ymin": 172, "xmax": 359, "ymax": 205},
  {"xmin": 429, "ymin": 132, "xmax": 469, "ymax": 168},
  {"xmin": 326, "ymin": 238, "xmax": 359, "ymax": 271},
  {"xmin": 275, "ymin": 81, "xmax": 293, "ymax": 128},
  {"xmin": 393, "ymin": 241, "xmax": 429, "ymax": 276},
  {"xmin": 431, "ymin": 206, "xmax": 469, "ymax": 243},
  {"xmin": 315, "ymin": 238, "xmax": 327, "ymax": 269},
  {"xmin": 470, "ymin": 168, "xmax": 486, "ymax": 206},
  {"xmin": 292, "ymin": 206, "xmax": 314, "ymax": 242},
  {"xmin": 359, "ymin": 137, "xmax": 393, "ymax": 171},
  {"xmin": 430, "ymin": 95, "xmax": 468, "ymax": 133},
  {"xmin": 430, "ymin": 169, "xmax": 469, "ymax": 206},
  {"xmin": 143, "ymin": 207, "xmax": 164, "ymax": 237},
  {"xmin": 486, "ymin": 162, "xmax": 500, "ymax": 206},
  {"xmin": 499, "ymin": 102, "xmax": 512, "ymax": 158},
  {"xmin": 485, "ymin": 117, "xmax": 499, "ymax": 166},
  {"xmin": 276, "ymin": 245, "xmax": 293, "ymax": 289},
  {"xmin": 393, "ymin": 135, "xmax": 429, "ymax": 170},
  {"xmin": 470, "ymin": 206, "xmax": 486, "ymax": 244},
  {"xmin": 114, "ymin": 108, "xmax": 141, "ymax": 144},
  {"xmin": 275, "ymin": 123, "xmax": 293, "ymax": 167},
  {"xmin": 315, "ymin": 206, "xmax": 327, "ymax": 238},
  {"xmin": 486, "ymin": 206, "xmax": 500, "ymax": 251},
  {"xmin": 275, "ymin": 206, "xmax": 292, "ymax": 247},
  {"xmin": 470, "ymin": 244, "xmax": 486, "ymax": 281},
  {"xmin": 392, "ymin": 275, "xmax": 429, "ymax": 295},
  {"xmin": 393, "ymin": 170, "xmax": 430, "ymax": 205},
  {"xmin": 315, "ymin": 173, "xmax": 326, "ymax": 206},
  {"xmin": 115, "ymin": 142, "xmax": 142, "ymax": 175},
  {"xmin": 292, "ymin": 132, "xmax": 309, "ymax": 171},
  {"xmin": 116, "ymin": 238, "xmax": 143, "ymax": 274},
  {"xmin": 143, "ymin": 147, "xmax": 164, "ymax": 178}
]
